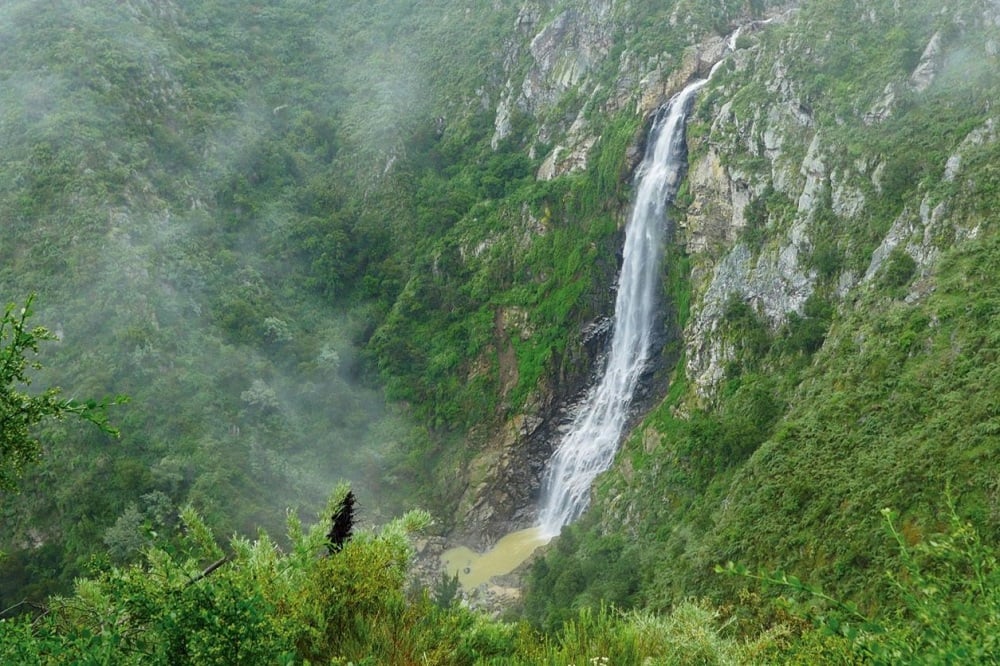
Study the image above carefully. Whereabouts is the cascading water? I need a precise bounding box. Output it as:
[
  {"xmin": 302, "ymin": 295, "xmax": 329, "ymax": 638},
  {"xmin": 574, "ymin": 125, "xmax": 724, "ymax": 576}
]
[
  {"xmin": 441, "ymin": 27, "xmax": 769, "ymax": 588},
  {"xmin": 537, "ymin": 79, "xmax": 708, "ymax": 536}
]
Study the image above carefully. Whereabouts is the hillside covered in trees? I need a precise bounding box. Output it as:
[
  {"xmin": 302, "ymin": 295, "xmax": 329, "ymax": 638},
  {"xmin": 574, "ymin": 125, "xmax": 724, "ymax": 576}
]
[{"xmin": 3, "ymin": 0, "xmax": 1000, "ymax": 662}]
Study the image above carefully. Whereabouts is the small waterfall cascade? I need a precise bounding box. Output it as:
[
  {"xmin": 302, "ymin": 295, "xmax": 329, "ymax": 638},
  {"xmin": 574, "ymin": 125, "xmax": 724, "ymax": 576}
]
[{"xmin": 536, "ymin": 78, "xmax": 709, "ymax": 536}]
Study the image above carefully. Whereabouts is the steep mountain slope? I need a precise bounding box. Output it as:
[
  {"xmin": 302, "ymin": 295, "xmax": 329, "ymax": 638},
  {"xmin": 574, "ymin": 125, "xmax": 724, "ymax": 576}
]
[
  {"xmin": 2, "ymin": 0, "xmax": 998, "ymax": 644},
  {"xmin": 525, "ymin": 0, "xmax": 1000, "ymax": 620},
  {"xmin": 0, "ymin": 0, "xmax": 526, "ymax": 601}
]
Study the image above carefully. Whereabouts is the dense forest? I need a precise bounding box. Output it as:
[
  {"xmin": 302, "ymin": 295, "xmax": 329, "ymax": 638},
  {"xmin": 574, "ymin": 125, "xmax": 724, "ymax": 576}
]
[{"xmin": 3, "ymin": 0, "xmax": 1000, "ymax": 662}]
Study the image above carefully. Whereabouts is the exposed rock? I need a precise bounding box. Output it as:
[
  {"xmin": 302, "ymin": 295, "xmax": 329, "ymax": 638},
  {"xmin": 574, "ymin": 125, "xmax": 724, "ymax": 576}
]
[
  {"xmin": 944, "ymin": 118, "xmax": 998, "ymax": 182},
  {"xmin": 535, "ymin": 12, "xmax": 755, "ymax": 178},
  {"xmin": 492, "ymin": 1, "xmax": 613, "ymax": 149},
  {"xmin": 461, "ymin": 4, "xmax": 802, "ymax": 542},
  {"xmin": 761, "ymin": 102, "xmax": 814, "ymax": 195},
  {"xmin": 831, "ymin": 168, "xmax": 865, "ymax": 219},
  {"xmin": 751, "ymin": 240, "xmax": 814, "ymax": 324},
  {"xmin": 872, "ymin": 160, "xmax": 887, "ymax": 192},
  {"xmin": 637, "ymin": 58, "xmax": 677, "ymax": 118},
  {"xmin": 686, "ymin": 232, "xmax": 815, "ymax": 397},
  {"xmin": 729, "ymin": 176, "xmax": 752, "ymax": 233},
  {"xmin": 407, "ymin": 536, "xmax": 451, "ymax": 595},
  {"xmin": 796, "ymin": 132, "xmax": 825, "ymax": 216},
  {"xmin": 762, "ymin": 106, "xmax": 786, "ymax": 164},
  {"xmin": 861, "ymin": 116, "xmax": 999, "ymax": 291},
  {"xmin": 686, "ymin": 244, "xmax": 751, "ymax": 393},
  {"xmin": 501, "ymin": 2, "xmax": 787, "ymax": 171},
  {"xmin": 456, "ymin": 583, "xmax": 525, "ymax": 618},
  {"xmin": 454, "ymin": 304, "xmax": 619, "ymax": 549},
  {"xmin": 944, "ymin": 154, "xmax": 963, "ymax": 182},
  {"xmin": 864, "ymin": 82, "xmax": 898, "ymax": 125},
  {"xmin": 454, "ymin": 402, "xmax": 557, "ymax": 549},
  {"xmin": 837, "ymin": 269, "xmax": 860, "ymax": 299},
  {"xmin": 681, "ymin": 40, "xmax": 836, "ymax": 392},
  {"xmin": 864, "ymin": 195, "xmax": 950, "ymax": 286},
  {"xmin": 492, "ymin": 92, "xmax": 515, "ymax": 150},
  {"xmin": 537, "ymin": 106, "xmax": 600, "ymax": 179},
  {"xmin": 524, "ymin": 6, "xmax": 611, "ymax": 111},
  {"xmin": 685, "ymin": 148, "xmax": 737, "ymax": 254},
  {"xmin": 909, "ymin": 31, "xmax": 943, "ymax": 93},
  {"xmin": 536, "ymin": 148, "xmax": 562, "ymax": 181}
]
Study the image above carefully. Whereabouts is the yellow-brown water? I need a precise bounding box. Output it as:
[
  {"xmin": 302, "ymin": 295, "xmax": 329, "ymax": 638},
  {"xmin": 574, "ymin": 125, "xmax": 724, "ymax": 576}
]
[{"xmin": 441, "ymin": 527, "xmax": 551, "ymax": 589}]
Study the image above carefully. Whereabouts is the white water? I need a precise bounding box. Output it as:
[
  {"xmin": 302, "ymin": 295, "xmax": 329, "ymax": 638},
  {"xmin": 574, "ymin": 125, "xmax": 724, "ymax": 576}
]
[{"xmin": 537, "ymin": 79, "xmax": 708, "ymax": 536}]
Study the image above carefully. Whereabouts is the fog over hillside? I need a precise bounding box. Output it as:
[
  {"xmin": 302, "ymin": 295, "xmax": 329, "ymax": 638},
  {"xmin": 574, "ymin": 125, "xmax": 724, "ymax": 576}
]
[{"xmin": 2, "ymin": 1, "xmax": 1000, "ymax": 662}]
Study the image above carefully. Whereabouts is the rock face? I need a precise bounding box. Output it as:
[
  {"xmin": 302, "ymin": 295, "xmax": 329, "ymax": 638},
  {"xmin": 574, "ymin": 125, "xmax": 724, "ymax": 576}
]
[
  {"xmin": 455, "ymin": 312, "xmax": 617, "ymax": 549},
  {"xmin": 491, "ymin": 2, "xmax": 797, "ymax": 179},
  {"xmin": 453, "ymin": 4, "xmax": 808, "ymax": 547},
  {"xmin": 677, "ymin": 4, "xmax": 999, "ymax": 399},
  {"xmin": 453, "ymin": 0, "xmax": 1000, "ymax": 548},
  {"xmin": 492, "ymin": 1, "xmax": 614, "ymax": 152},
  {"xmin": 909, "ymin": 31, "xmax": 943, "ymax": 94},
  {"xmin": 456, "ymin": 3, "xmax": 775, "ymax": 546}
]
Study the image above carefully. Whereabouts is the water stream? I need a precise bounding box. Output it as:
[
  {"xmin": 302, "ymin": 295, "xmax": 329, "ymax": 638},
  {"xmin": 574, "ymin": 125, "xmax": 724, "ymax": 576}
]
[
  {"xmin": 440, "ymin": 31, "xmax": 747, "ymax": 587},
  {"xmin": 536, "ymin": 78, "xmax": 708, "ymax": 536}
]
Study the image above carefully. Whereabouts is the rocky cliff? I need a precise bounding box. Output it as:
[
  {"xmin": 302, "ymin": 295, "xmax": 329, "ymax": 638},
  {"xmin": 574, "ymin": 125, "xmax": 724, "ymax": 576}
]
[
  {"xmin": 452, "ymin": 0, "xmax": 1000, "ymax": 596},
  {"xmin": 453, "ymin": 0, "xmax": 797, "ymax": 544},
  {"xmin": 681, "ymin": 0, "xmax": 999, "ymax": 401},
  {"xmin": 519, "ymin": 0, "xmax": 1000, "ymax": 612},
  {"xmin": 3, "ymin": 0, "xmax": 999, "ymax": 625}
]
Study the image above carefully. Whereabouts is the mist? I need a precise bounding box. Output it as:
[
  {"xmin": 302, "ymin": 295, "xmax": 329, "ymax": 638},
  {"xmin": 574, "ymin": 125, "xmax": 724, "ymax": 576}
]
[{"xmin": 0, "ymin": 0, "xmax": 453, "ymax": 581}]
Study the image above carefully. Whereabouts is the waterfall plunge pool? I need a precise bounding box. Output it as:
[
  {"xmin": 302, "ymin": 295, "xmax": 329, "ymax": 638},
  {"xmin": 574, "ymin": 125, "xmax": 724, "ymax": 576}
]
[
  {"xmin": 440, "ymin": 527, "xmax": 552, "ymax": 589},
  {"xmin": 440, "ymin": 19, "xmax": 764, "ymax": 595},
  {"xmin": 440, "ymin": 82, "xmax": 703, "ymax": 594}
]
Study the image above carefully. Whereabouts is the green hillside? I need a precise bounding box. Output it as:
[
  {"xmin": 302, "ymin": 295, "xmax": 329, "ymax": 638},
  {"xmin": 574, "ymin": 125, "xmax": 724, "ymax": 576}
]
[
  {"xmin": 2, "ymin": 0, "xmax": 1000, "ymax": 662},
  {"xmin": 527, "ymin": 0, "xmax": 1000, "ymax": 624}
]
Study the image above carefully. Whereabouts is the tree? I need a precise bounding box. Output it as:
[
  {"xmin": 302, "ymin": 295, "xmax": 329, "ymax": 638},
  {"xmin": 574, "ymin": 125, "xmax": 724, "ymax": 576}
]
[
  {"xmin": 0, "ymin": 490, "xmax": 444, "ymax": 664},
  {"xmin": 0, "ymin": 295, "xmax": 123, "ymax": 492}
]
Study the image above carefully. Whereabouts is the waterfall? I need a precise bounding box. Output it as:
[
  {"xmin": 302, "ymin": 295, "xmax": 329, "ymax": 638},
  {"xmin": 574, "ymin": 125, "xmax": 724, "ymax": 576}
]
[{"xmin": 537, "ymin": 79, "xmax": 707, "ymax": 536}]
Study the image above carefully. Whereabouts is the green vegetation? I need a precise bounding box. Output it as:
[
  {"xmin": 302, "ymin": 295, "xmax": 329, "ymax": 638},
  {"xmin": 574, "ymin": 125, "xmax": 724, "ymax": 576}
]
[
  {"xmin": 5, "ymin": 490, "xmax": 1000, "ymax": 663},
  {"xmin": 524, "ymin": 0, "xmax": 1000, "ymax": 650},
  {"xmin": 1, "ymin": 0, "xmax": 563, "ymax": 605},
  {"xmin": 720, "ymin": 501, "xmax": 1000, "ymax": 663},
  {"xmin": 0, "ymin": 296, "xmax": 122, "ymax": 492},
  {"xmin": 3, "ymin": 0, "xmax": 1000, "ymax": 662}
]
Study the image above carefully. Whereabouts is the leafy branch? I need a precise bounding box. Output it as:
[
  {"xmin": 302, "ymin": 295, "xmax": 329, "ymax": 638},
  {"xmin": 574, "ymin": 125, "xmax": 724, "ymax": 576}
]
[{"xmin": 0, "ymin": 295, "xmax": 126, "ymax": 491}]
